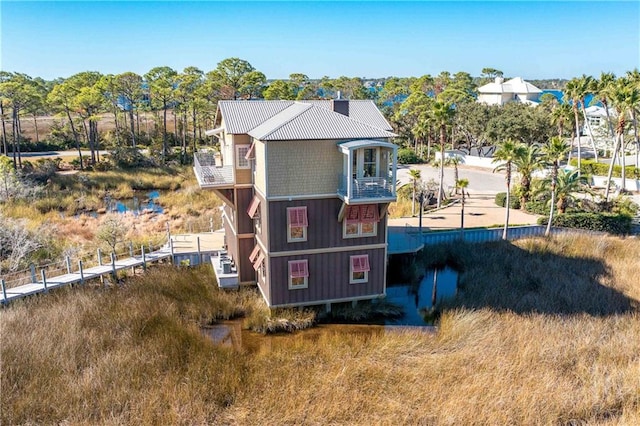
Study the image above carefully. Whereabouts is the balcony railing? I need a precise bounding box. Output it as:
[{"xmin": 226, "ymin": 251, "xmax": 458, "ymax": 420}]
[
  {"xmin": 338, "ymin": 175, "xmax": 396, "ymax": 201},
  {"xmin": 194, "ymin": 152, "xmax": 234, "ymax": 188}
]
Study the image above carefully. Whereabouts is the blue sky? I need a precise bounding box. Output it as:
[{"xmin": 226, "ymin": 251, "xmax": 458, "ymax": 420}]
[{"xmin": 1, "ymin": 1, "xmax": 638, "ymax": 80}]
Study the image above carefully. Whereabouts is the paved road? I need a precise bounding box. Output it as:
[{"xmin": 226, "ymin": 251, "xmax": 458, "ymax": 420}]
[{"xmin": 397, "ymin": 163, "xmax": 507, "ymax": 194}]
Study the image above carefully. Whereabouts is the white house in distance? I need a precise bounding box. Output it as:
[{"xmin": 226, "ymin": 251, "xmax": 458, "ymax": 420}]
[{"xmin": 477, "ymin": 77, "xmax": 543, "ymax": 106}]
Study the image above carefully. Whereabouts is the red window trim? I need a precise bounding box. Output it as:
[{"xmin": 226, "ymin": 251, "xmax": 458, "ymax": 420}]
[
  {"xmin": 253, "ymin": 252, "xmax": 265, "ymax": 271},
  {"xmin": 247, "ymin": 196, "xmax": 261, "ymax": 219},
  {"xmin": 360, "ymin": 205, "xmax": 379, "ymax": 223},
  {"xmin": 249, "ymin": 244, "xmax": 260, "ymax": 263},
  {"xmin": 288, "ymin": 207, "xmax": 308, "ymax": 227},
  {"xmin": 345, "ymin": 204, "xmax": 379, "ymax": 225},
  {"xmin": 289, "ymin": 260, "xmax": 309, "ymax": 278},
  {"xmin": 351, "ymin": 255, "xmax": 370, "ymax": 273}
]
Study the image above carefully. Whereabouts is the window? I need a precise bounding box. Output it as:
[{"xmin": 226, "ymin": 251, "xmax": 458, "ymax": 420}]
[
  {"xmin": 343, "ymin": 204, "xmax": 378, "ymax": 238},
  {"xmin": 350, "ymin": 255, "xmax": 370, "ymax": 284},
  {"xmin": 288, "ymin": 260, "xmax": 308, "ymax": 289},
  {"xmin": 236, "ymin": 145, "xmax": 250, "ymax": 169},
  {"xmin": 287, "ymin": 206, "xmax": 308, "ymax": 242},
  {"xmin": 363, "ymin": 148, "xmax": 377, "ymax": 177}
]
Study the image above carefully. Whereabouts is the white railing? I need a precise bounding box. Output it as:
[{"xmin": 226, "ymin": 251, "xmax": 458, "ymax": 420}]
[
  {"xmin": 194, "ymin": 152, "xmax": 234, "ymax": 187},
  {"xmin": 339, "ymin": 175, "xmax": 395, "ymax": 200}
]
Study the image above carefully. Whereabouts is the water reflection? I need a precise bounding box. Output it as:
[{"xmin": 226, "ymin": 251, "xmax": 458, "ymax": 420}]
[
  {"xmin": 385, "ymin": 267, "xmax": 458, "ymax": 326},
  {"xmin": 201, "ymin": 268, "xmax": 457, "ymax": 350},
  {"xmin": 104, "ymin": 191, "xmax": 163, "ymax": 215},
  {"xmin": 202, "ymin": 322, "xmax": 388, "ymax": 353}
]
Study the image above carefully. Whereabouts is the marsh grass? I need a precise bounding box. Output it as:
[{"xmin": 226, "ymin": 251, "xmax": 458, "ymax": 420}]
[
  {"xmin": 2, "ymin": 235, "xmax": 640, "ymax": 425},
  {"xmin": 327, "ymin": 299, "xmax": 404, "ymax": 322}
]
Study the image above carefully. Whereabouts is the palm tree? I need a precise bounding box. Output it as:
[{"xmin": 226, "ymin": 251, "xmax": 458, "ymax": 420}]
[
  {"xmin": 625, "ymin": 70, "xmax": 640, "ymax": 168},
  {"xmin": 446, "ymin": 156, "xmax": 461, "ymax": 194},
  {"xmin": 565, "ymin": 76, "xmax": 598, "ymax": 171},
  {"xmin": 456, "ymin": 178, "xmax": 469, "ymax": 240},
  {"xmin": 430, "ymin": 101, "xmax": 455, "ymax": 208},
  {"xmin": 552, "ymin": 169, "xmax": 590, "ymax": 214},
  {"xmin": 493, "ymin": 139, "xmax": 525, "ymax": 240},
  {"xmin": 541, "ymin": 136, "xmax": 570, "ymax": 236},
  {"xmin": 408, "ymin": 169, "xmax": 421, "ymax": 216},
  {"xmin": 577, "ymin": 74, "xmax": 598, "ymax": 161},
  {"xmin": 592, "ymin": 72, "xmax": 617, "ymax": 139},
  {"xmin": 605, "ymin": 78, "xmax": 637, "ymax": 198},
  {"xmin": 512, "ymin": 144, "xmax": 542, "ymax": 208},
  {"xmin": 550, "ymin": 102, "xmax": 574, "ymax": 138}
]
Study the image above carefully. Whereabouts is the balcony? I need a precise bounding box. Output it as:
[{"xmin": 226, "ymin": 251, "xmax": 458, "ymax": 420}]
[
  {"xmin": 337, "ymin": 139, "xmax": 397, "ymax": 204},
  {"xmin": 194, "ymin": 152, "xmax": 234, "ymax": 188},
  {"xmin": 338, "ymin": 175, "xmax": 395, "ymax": 202}
]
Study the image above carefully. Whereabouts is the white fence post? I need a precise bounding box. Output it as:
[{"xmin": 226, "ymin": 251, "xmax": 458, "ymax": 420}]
[
  {"xmin": 197, "ymin": 236, "xmax": 201, "ymax": 265},
  {"xmin": 97, "ymin": 248, "xmax": 103, "ymax": 266},
  {"xmin": 111, "ymin": 252, "xmax": 117, "ymax": 280},
  {"xmin": 142, "ymin": 245, "xmax": 147, "ymax": 271},
  {"xmin": 129, "ymin": 241, "xmax": 134, "ymax": 258},
  {"xmin": 78, "ymin": 260, "xmax": 84, "ymax": 285},
  {"xmin": 65, "ymin": 256, "xmax": 72, "ymax": 274},
  {"xmin": 30, "ymin": 264, "xmax": 36, "ymax": 283},
  {"xmin": 1, "ymin": 279, "xmax": 7, "ymax": 303},
  {"xmin": 41, "ymin": 270, "xmax": 48, "ymax": 292},
  {"xmin": 170, "ymin": 239, "xmax": 175, "ymax": 264}
]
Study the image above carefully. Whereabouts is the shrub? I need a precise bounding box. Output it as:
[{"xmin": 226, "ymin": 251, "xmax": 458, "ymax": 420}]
[
  {"xmin": 494, "ymin": 192, "xmax": 521, "ymax": 209},
  {"xmin": 397, "ymin": 148, "xmax": 421, "ymax": 164},
  {"xmin": 538, "ymin": 213, "xmax": 632, "ymax": 235},
  {"xmin": 570, "ymin": 159, "xmax": 640, "ymax": 179},
  {"xmin": 524, "ymin": 200, "xmax": 549, "ymax": 215}
]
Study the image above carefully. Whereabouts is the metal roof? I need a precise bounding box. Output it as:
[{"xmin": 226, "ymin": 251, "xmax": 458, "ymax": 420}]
[
  {"xmin": 304, "ymin": 100, "xmax": 394, "ymax": 131},
  {"xmin": 215, "ymin": 99, "xmax": 393, "ymax": 135},
  {"xmin": 248, "ymin": 103, "xmax": 396, "ymax": 141},
  {"xmin": 217, "ymin": 101, "xmax": 293, "ymax": 134}
]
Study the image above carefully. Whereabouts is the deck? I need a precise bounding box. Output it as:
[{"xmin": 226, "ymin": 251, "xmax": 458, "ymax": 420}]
[{"xmin": 1, "ymin": 230, "xmax": 239, "ymax": 305}]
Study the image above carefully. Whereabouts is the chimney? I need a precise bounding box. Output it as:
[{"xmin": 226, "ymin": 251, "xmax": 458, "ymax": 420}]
[{"xmin": 331, "ymin": 91, "xmax": 349, "ymax": 116}]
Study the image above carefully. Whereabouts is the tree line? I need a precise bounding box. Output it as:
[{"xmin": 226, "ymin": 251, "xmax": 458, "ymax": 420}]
[{"xmin": 1, "ymin": 59, "xmax": 639, "ymax": 176}]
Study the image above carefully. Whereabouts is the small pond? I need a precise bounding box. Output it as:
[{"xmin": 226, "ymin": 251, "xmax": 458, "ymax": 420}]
[
  {"xmin": 105, "ymin": 190, "xmax": 164, "ymax": 215},
  {"xmin": 385, "ymin": 267, "xmax": 458, "ymax": 326},
  {"xmin": 202, "ymin": 267, "xmax": 459, "ymax": 351}
]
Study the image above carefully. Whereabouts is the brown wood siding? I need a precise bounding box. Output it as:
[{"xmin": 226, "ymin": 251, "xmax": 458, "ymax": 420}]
[
  {"xmin": 238, "ymin": 237, "xmax": 256, "ymax": 283},
  {"xmin": 268, "ymin": 248, "xmax": 386, "ymax": 306},
  {"xmin": 236, "ymin": 188, "xmax": 254, "ymax": 235},
  {"xmin": 223, "ymin": 219, "xmax": 238, "ymax": 262},
  {"xmin": 268, "ymin": 197, "xmax": 387, "ymax": 253}
]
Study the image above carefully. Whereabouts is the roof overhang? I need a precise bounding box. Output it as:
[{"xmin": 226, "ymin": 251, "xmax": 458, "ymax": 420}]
[
  {"xmin": 205, "ymin": 127, "xmax": 224, "ymax": 136},
  {"xmin": 337, "ymin": 139, "xmax": 397, "ymax": 154}
]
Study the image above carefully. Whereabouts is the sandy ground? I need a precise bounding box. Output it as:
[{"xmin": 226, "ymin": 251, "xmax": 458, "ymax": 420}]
[{"xmin": 388, "ymin": 191, "xmax": 541, "ymax": 230}]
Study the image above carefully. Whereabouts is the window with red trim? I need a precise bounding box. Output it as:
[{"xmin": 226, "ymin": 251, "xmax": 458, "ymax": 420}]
[
  {"xmin": 350, "ymin": 255, "xmax": 370, "ymax": 283},
  {"xmin": 288, "ymin": 259, "xmax": 309, "ymax": 289},
  {"xmin": 343, "ymin": 204, "xmax": 378, "ymax": 238},
  {"xmin": 287, "ymin": 206, "xmax": 308, "ymax": 242}
]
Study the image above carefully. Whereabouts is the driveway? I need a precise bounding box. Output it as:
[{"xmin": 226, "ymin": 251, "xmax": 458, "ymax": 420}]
[{"xmin": 397, "ymin": 162, "xmax": 507, "ymax": 194}]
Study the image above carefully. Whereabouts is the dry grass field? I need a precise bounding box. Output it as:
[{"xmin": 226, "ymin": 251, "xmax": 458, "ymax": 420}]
[{"xmin": 1, "ymin": 234, "xmax": 639, "ymax": 425}]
